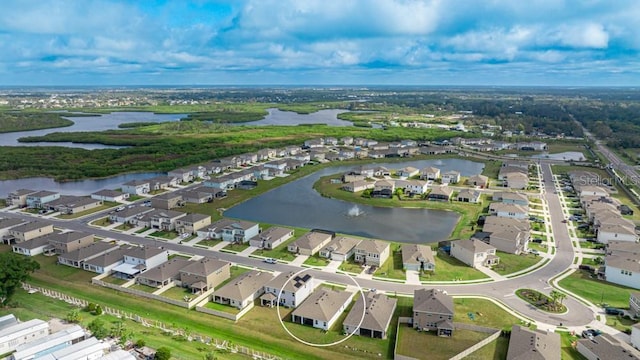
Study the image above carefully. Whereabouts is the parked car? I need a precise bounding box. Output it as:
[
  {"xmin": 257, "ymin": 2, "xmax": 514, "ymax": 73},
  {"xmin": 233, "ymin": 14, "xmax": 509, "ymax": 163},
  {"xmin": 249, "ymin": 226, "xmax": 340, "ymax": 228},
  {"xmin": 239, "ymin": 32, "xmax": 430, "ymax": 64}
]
[
  {"xmin": 605, "ymin": 307, "xmax": 624, "ymax": 316},
  {"xmin": 263, "ymin": 258, "xmax": 277, "ymax": 264},
  {"xmin": 581, "ymin": 329, "xmax": 601, "ymax": 339},
  {"xmin": 115, "ymin": 206, "xmax": 125, "ymax": 212},
  {"xmin": 531, "ymin": 238, "xmax": 543, "ymax": 244}
]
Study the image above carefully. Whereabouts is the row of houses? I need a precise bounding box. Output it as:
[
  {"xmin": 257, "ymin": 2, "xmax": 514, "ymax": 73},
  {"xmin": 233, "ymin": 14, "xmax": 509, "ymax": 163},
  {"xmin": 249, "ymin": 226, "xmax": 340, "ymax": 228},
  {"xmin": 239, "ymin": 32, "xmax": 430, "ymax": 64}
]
[
  {"xmin": 107, "ymin": 207, "xmax": 212, "ymax": 234},
  {"xmin": 498, "ymin": 161, "xmax": 531, "ymax": 190},
  {"xmin": 286, "ymin": 231, "xmax": 391, "ymax": 266}
]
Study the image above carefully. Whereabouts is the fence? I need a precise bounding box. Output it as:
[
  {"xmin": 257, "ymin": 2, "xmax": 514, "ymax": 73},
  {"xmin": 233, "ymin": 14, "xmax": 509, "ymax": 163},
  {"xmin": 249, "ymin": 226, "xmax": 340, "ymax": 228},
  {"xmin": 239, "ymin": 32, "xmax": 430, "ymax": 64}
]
[
  {"xmin": 23, "ymin": 283, "xmax": 282, "ymax": 360},
  {"xmin": 195, "ymin": 300, "xmax": 255, "ymax": 322}
]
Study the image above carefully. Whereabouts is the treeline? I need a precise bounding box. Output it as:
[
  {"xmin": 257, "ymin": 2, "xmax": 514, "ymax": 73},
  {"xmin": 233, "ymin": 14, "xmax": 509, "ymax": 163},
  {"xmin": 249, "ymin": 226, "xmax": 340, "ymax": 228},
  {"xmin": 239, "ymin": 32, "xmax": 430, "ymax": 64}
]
[
  {"xmin": 568, "ymin": 103, "xmax": 640, "ymax": 148},
  {"xmin": 0, "ymin": 112, "xmax": 74, "ymax": 133},
  {"xmin": 5, "ymin": 123, "xmax": 467, "ymax": 180}
]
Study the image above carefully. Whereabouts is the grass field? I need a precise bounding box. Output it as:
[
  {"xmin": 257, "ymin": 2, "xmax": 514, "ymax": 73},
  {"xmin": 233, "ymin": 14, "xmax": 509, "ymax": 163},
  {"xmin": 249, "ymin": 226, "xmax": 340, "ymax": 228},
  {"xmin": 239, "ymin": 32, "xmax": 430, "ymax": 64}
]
[
  {"xmin": 396, "ymin": 325, "xmax": 490, "ymax": 360},
  {"xmin": 149, "ymin": 230, "xmax": 179, "ymax": 240},
  {"xmin": 303, "ymin": 254, "xmax": 330, "ymax": 267},
  {"xmin": 558, "ymin": 331, "xmax": 588, "ymax": 360},
  {"xmin": 375, "ymin": 246, "xmax": 406, "ymax": 280},
  {"xmin": 338, "ymin": 258, "xmax": 364, "ymax": 274},
  {"xmin": 90, "ymin": 217, "xmax": 111, "ymax": 227},
  {"xmin": 222, "ymin": 242, "xmax": 251, "ymax": 253},
  {"xmin": 196, "ymin": 238, "xmax": 222, "ymax": 247},
  {"xmin": 558, "ymin": 270, "xmax": 636, "ymax": 308},
  {"xmin": 453, "ymin": 298, "xmax": 522, "ymax": 330},
  {"xmin": 463, "ymin": 337, "xmax": 509, "ymax": 360},
  {"xmin": 420, "ymin": 251, "xmax": 488, "ymax": 282},
  {"xmin": 159, "ymin": 285, "xmax": 193, "ymax": 301},
  {"xmin": 493, "ymin": 252, "xmax": 542, "ymax": 275}
]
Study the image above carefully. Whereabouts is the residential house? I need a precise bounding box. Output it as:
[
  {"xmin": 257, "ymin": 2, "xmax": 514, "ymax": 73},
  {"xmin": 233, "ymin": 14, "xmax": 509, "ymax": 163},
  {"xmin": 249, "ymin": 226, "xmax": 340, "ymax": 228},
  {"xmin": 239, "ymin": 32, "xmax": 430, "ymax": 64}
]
[
  {"xmin": 597, "ymin": 223, "xmax": 638, "ymax": 244},
  {"xmin": 343, "ymin": 291, "xmax": 397, "ymax": 339},
  {"xmin": 516, "ymin": 141, "xmax": 548, "ymax": 151},
  {"xmin": 288, "ymin": 231, "xmax": 333, "ymax": 256},
  {"xmin": 467, "ymin": 174, "xmax": 489, "ymax": 188},
  {"xmin": 451, "ymin": 239, "xmax": 499, "ymax": 268},
  {"xmin": 7, "ymin": 189, "xmax": 36, "ymax": 207},
  {"xmin": 396, "ymin": 166, "xmax": 419, "ymax": 179},
  {"xmin": 137, "ymin": 257, "xmax": 191, "ymax": 288},
  {"xmin": 148, "ymin": 175, "xmax": 180, "ymax": 190},
  {"xmin": 506, "ymin": 325, "xmax": 560, "ymax": 360},
  {"xmin": 372, "ymin": 180, "xmax": 395, "ymax": 198},
  {"xmin": 7, "ymin": 221, "xmax": 54, "ymax": 243},
  {"xmin": 58, "ymin": 241, "xmax": 118, "ymax": 268},
  {"xmin": 112, "ymin": 246, "xmax": 168, "ymax": 279},
  {"xmin": 396, "ymin": 180, "xmax": 429, "ymax": 195},
  {"xmin": 121, "ymin": 180, "xmax": 150, "ymax": 195},
  {"xmin": 0, "ymin": 218, "xmax": 26, "ymax": 244},
  {"xmin": 213, "ymin": 270, "xmax": 274, "ymax": 310},
  {"xmin": 441, "ymin": 171, "xmax": 461, "ymax": 184},
  {"xmin": 303, "ymin": 138, "xmax": 324, "ymax": 149},
  {"xmin": 0, "ymin": 318, "xmax": 49, "ymax": 355},
  {"xmin": 291, "ymin": 288, "xmax": 353, "ymax": 331},
  {"xmin": 263, "ymin": 160, "xmax": 289, "ymax": 176},
  {"xmin": 150, "ymin": 192, "xmax": 183, "ymax": 210},
  {"xmin": 341, "ymin": 136, "xmax": 353, "ymax": 145},
  {"xmin": 257, "ymin": 148, "xmax": 276, "ymax": 161},
  {"xmin": 91, "ymin": 189, "xmax": 129, "ymax": 203},
  {"xmin": 338, "ymin": 148, "xmax": 355, "ymax": 159},
  {"xmin": 261, "ymin": 271, "xmax": 315, "ymax": 308},
  {"xmin": 489, "ymin": 203, "xmax": 529, "ymax": 219},
  {"xmin": 249, "ymin": 226, "xmax": 294, "ymax": 249},
  {"xmin": 578, "ymin": 186, "xmax": 609, "ymax": 197},
  {"xmin": 132, "ymin": 208, "xmax": 186, "ymax": 231},
  {"xmin": 342, "ymin": 180, "xmax": 375, "ymax": 193},
  {"xmin": 493, "ymin": 191, "xmax": 529, "ymax": 206},
  {"xmin": 83, "ymin": 246, "xmax": 132, "ymax": 274},
  {"xmin": 502, "ymin": 160, "xmax": 530, "ymax": 170},
  {"xmin": 605, "ymin": 244, "xmax": 640, "ymax": 289},
  {"xmin": 204, "ymin": 174, "xmax": 236, "ymax": 190},
  {"xmin": 202, "ymin": 219, "xmax": 260, "ymax": 243},
  {"xmin": 108, "ymin": 206, "xmax": 154, "ymax": 224},
  {"xmin": 420, "ymin": 167, "xmax": 440, "ymax": 181},
  {"xmin": 482, "ymin": 216, "xmax": 530, "ymax": 255},
  {"xmin": 504, "ymin": 172, "xmax": 529, "ymax": 190},
  {"xmin": 354, "ymin": 240, "xmax": 390, "ymax": 266},
  {"xmin": 45, "ymin": 196, "xmax": 102, "ymax": 215},
  {"xmin": 175, "ymin": 213, "xmax": 211, "ymax": 235},
  {"xmin": 427, "ymin": 186, "xmax": 453, "ymax": 201},
  {"xmin": 168, "ymin": 168, "xmax": 194, "ymax": 183},
  {"xmin": 27, "ymin": 337, "xmax": 109, "ymax": 360},
  {"xmin": 240, "ymin": 153, "xmax": 258, "ymax": 164},
  {"xmin": 25, "ymin": 190, "xmax": 60, "ymax": 208},
  {"xmin": 319, "ymin": 236, "xmax": 362, "ymax": 261},
  {"xmin": 576, "ymin": 334, "xmax": 640, "ymax": 360},
  {"xmin": 420, "ymin": 146, "xmax": 452, "ymax": 155},
  {"xmin": 12, "ymin": 236, "xmax": 52, "ymax": 256},
  {"xmin": 456, "ymin": 189, "xmax": 481, "ymax": 203},
  {"xmin": 499, "ymin": 166, "xmax": 528, "ymax": 180},
  {"xmin": 179, "ymin": 257, "xmax": 231, "ymax": 294},
  {"xmin": 343, "ymin": 173, "xmax": 366, "ymax": 183},
  {"xmin": 401, "ymin": 244, "xmax": 436, "ymax": 272},
  {"xmin": 372, "ymin": 166, "xmax": 391, "ymax": 177},
  {"xmin": 47, "ymin": 231, "xmax": 93, "ymax": 254},
  {"xmin": 413, "ymin": 288, "xmax": 455, "ymax": 336}
]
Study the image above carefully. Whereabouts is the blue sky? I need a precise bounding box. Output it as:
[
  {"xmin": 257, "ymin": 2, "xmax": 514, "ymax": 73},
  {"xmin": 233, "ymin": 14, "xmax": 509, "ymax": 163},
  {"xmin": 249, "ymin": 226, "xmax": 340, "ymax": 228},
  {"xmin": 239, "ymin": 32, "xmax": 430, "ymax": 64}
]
[{"xmin": 0, "ymin": 0, "xmax": 638, "ymax": 86}]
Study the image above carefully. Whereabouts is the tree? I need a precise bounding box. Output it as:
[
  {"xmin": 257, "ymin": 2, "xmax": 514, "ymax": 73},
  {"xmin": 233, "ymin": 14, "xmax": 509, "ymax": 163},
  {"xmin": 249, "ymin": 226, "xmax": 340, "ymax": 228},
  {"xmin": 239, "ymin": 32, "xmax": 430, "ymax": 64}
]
[
  {"xmin": 155, "ymin": 347, "xmax": 172, "ymax": 360},
  {"xmin": 0, "ymin": 252, "xmax": 40, "ymax": 306},
  {"xmin": 66, "ymin": 309, "xmax": 82, "ymax": 323},
  {"xmin": 87, "ymin": 318, "xmax": 109, "ymax": 339}
]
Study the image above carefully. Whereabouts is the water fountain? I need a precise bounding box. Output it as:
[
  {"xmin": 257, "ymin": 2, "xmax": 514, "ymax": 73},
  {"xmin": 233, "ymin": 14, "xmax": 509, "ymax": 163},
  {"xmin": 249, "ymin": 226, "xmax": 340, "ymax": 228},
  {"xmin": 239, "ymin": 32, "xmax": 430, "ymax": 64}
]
[{"xmin": 347, "ymin": 204, "xmax": 363, "ymax": 217}]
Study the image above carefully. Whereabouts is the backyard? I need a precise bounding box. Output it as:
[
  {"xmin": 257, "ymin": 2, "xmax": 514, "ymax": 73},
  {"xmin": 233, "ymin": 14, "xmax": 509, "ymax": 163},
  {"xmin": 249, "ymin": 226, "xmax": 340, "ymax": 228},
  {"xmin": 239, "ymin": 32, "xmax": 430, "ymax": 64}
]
[
  {"xmin": 395, "ymin": 325, "xmax": 490, "ymax": 360},
  {"xmin": 420, "ymin": 251, "xmax": 489, "ymax": 282}
]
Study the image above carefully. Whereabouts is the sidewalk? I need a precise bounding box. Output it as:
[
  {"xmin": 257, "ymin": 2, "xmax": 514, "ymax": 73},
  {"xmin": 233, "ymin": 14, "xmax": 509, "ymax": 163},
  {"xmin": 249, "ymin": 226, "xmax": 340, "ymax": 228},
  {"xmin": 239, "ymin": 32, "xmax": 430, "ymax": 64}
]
[
  {"xmin": 290, "ymin": 255, "xmax": 309, "ymax": 266},
  {"xmin": 405, "ymin": 270, "xmax": 420, "ymax": 285},
  {"xmin": 238, "ymin": 246, "xmax": 258, "ymax": 257},
  {"xmin": 475, "ymin": 266, "xmax": 506, "ymax": 281}
]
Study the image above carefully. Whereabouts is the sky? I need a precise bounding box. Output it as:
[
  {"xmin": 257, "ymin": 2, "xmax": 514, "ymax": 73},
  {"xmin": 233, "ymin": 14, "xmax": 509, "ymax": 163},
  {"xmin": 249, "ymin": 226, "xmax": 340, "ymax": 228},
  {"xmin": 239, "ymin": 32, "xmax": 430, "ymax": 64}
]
[{"xmin": 0, "ymin": 0, "xmax": 639, "ymax": 86}]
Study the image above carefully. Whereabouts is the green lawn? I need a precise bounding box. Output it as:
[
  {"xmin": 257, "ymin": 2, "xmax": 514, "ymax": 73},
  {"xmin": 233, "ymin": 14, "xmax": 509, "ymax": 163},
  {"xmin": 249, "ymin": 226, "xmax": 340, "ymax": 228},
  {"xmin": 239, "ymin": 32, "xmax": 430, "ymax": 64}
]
[
  {"xmin": 338, "ymin": 257, "xmax": 363, "ymax": 274},
  {"xmin": 252, "ymin": 227, "xmax": 308, "ymax": 262},
  {"xmin": 454, "ymin": 298, "xmax": 523, "ymax": 331},
  {"xmin": 101, "ymin": 276, "xmax": 128, "ymax": 285},
  {"xmin": 493, "ymin": 252, "xmax": 542, "ymax": 276},
  {"xmin": 90, "ymin": 217, "xmax": 111, "ymax": 227},
  {"xmin": 375, "ymin": 246, "xmax": 406, "ymax": 280},
  {"xmin": 606, "ymin": 314, "xmax": 637, "ymax": 333},
  {"xmin": 303, "ymin": 254, "xmax": 330, "ymax": 267},
  {"xmin": 129, "ymin": 283, "xmax": 158, "ymax": 293},
  {"xmin": 149, "ymin": 230, "xmax": 179, "ymax": 240},
  {"xmin": 463, "ymin": 337, "xmax": 509, "ymax": 360},
  {"xmin": 558, "ymin": 270, "xmax": 636, "ymax": 308},
  {"xmin": 222, "ymin": 242, "xmax": 251, "ymax": 253},
  {"xmin": 195, "ymin": 238, "xmax": 222, "ymax": 247},
  {"xmin": 204, "ymin": 301, "xmax": 242, "ymax": 314},
  {"xmin": 56, "ymin": 203, "xmax": 117, "ymax": 219},
  {"xmin": 134, "ymin": 226, "xmax": 150, "ymax": 234},
  {"xmin": 558, "ymin": 331, "xmax": 588, "ymax": 360},
  {"xmin": 159, "ymin": 286, "xmax": 194, "ymax": 301},
  {"xmin": 420, "ymin": 251, "xmax": 489, "ymax": 282},
  {"xmin": 396, "ymin": 325, "xmax": 490, "ymax": 360}
]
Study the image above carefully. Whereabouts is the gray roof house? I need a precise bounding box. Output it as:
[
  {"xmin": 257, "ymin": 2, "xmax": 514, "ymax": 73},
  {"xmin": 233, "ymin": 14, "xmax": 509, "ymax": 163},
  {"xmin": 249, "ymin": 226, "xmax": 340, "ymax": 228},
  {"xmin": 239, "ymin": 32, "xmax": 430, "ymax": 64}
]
[
  {"xmin": 213, "ymin": 270, "xmax": 274, "ymax": 310},
  {"xmin": 343, "ymin": 291, "xmax": 397, "ymax": 339},
  {"xmin": 261, "ymin": 271, "xmax": 315, "ymax": 308},
  {"xmin": 506, "ymin": 325, "xmax": 560, "ymax": 360},
  {"xmin": 413, "ymin": 288, "xmax": 454, "ymax": 336},
  {"xmin": 291, "ymin": 288, "xmax": 353, "ymax": 331},
  {"xmin": 249, "ymin": 226, "xmax": 294, "ymax": 249},
  {"xmin": 401, "ymin": 244, "xmax": 436, "ymax": 272},
  {"xmin": 57, "ymin": 242, "xmax": 119, "ymax": 268},
  {"xmin": 319, "ymin": 236, "xmax": 362, "ymax": 262},
  {"xmin": 137, "ymin": 257, "xmax": 192, "ymax": 288},
  {"xmin": 576, "ymin": 333, "xmax": 640, "ymax": 360},
  {"xmin": 288, "ymin": 231, "xmax": 333, "ymax": 256}
]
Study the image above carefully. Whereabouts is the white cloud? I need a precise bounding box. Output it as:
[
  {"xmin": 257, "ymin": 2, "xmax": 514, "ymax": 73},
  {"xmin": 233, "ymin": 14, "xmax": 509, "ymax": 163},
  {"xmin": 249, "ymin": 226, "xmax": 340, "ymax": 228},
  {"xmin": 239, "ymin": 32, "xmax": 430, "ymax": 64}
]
[{"xmin": 553, "ymin": 23, "xmax": 609, "ymax": 49}]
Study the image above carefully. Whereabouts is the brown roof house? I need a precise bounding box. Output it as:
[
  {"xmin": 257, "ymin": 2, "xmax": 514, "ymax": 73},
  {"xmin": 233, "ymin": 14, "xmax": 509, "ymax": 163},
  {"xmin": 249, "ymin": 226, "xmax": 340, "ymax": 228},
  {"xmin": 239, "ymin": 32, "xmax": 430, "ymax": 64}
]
[
  {"xmin": 288, "ymin": 231, "xmax": 333, "ymax": 256},
  {"xmin": 413, "ymin": 288, "xmax": 454, "ymax": 336},
  {"xmin": 7, "ymin": 189, "xmax": 36, "ymax": 207},
  {"xmin": 175, "ymin": 213, "xmax": 211, "ymax": 235},
  {"xmin": 261, "ymin": 271, "xmax": 315, "ymax": 308},
  {"xmin": 456, "ymin": 189, "xmax": 481, "ymax": 203},
  {"xmin": 401, "ymin": 244, "xmax": 436, "ymax": 272},
  {"xmin": 319, "ymin": 236, "xmax": 362, "ymax": 261},
  {"xmin": 179, "ymin": 257, "xmax": 231, "ymax": 294},
  {"xmin": 427, "ymin": 185, "xmax": 453, "ymax": 201},
  {"xmin": 46, "ymin": 196, "xmax": 102, "ymax": 215},
  {"xmin": 354, "ymin": 240, "xmax": 390, "ymax": 267},
  {"xmin": 249, "ymin": 226, "xmax": 294, "ymax": 249},
  {"xmin": 506, "ymin": 325, "xmax": 560, "ymax": 360},
  {"xmin": 47, "ymin": 231, "xmax": 94, "ymax": 254},
  {"xmin": 7, "ymin": 221, "xmax": 54, "ymax": 243},
  {"xmin": 451, "ymin": 239, "xmax": 499, "ymax": 269},
  {"xmin": 576, "ymin": 333, "xmax": 640, "ymax": 360},
  {"xmin": 213, "ymin": 270, "xmax": 274, "ymax": 310},
  {"xmin": 58, "ymin": 241, "xmax": 119, "ymax": 268},
  {"xmin": 343, "ymin": 291, "xmax": 397, "ymax": 339},
  {"xmin": 483, "ymin": 216, "xmax": 530, "ymax": 255},
  {"xmin": 291, "ymin": 288, "xmax": 353, "ymax": 331},
  {"xmin": 467, "ymin": 174, "xmax": 489, "ymax": 188},
  {"xmin": 150, "ymin": 192, "xmax": 184, "ymax": 210},
  {"xmin": 137, "ymin": 257, "xmax": 191, "ymax": 288},
  {"xmin": 0, "ymin": 218, "xmax": 26, "ymax": 244}
]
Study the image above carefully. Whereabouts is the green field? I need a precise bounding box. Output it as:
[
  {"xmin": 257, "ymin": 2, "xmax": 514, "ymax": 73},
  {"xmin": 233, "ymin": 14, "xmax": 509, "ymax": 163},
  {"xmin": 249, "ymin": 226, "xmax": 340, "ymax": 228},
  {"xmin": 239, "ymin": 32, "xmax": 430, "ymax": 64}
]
[
  {"xmin": 420, "ymin": 251, "xmax": 489, "ymax": 282},
  {"xmin": 395, "ymin": 326, "xmax": 490, "ymax": 360},
  {"xmin": 558, "ymin": 270, "xmax": 636, "ymax": 308},
  {"xmin": 493, "ymin": 252, "xmax": 542, "ymax": 275}
]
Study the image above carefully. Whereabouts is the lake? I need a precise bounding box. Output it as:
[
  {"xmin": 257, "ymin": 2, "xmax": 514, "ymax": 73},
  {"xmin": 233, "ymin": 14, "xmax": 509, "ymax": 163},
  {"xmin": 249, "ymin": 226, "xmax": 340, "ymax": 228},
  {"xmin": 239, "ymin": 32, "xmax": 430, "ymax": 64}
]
[
  {"xmin": 225, "ymin": 158, "xmax": 484, "ymax": 244},
  {"xmin": 241, "ymin": 108, "xmax": 352, "ymax": 126}
]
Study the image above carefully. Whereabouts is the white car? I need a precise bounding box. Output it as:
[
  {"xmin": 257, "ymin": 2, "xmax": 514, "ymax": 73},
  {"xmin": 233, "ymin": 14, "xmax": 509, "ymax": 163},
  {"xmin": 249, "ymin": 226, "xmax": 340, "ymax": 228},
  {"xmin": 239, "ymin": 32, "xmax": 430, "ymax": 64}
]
[
  {"xmin": 264, "ymin": 258, "xmax": 277, "ymax": 264},
  {"xmin": 115, "ymin": 206, "xmax": 125, "ymax": 212}
]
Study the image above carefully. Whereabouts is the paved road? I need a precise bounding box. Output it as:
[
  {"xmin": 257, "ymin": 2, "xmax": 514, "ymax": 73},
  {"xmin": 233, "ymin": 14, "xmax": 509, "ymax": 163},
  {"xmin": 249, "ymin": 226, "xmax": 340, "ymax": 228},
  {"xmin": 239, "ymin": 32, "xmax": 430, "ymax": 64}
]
[{"xmin": 1, "ymin": 161, "xmax": 595, "ymax": 327}]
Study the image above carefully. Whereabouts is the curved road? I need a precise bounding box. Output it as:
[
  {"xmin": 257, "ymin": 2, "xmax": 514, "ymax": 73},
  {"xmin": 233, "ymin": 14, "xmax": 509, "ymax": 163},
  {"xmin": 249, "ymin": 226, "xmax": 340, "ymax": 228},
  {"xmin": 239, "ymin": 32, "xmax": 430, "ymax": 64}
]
[{"xmin": 1, "ymin": 161, "xmax": 594, "ymax": 327}]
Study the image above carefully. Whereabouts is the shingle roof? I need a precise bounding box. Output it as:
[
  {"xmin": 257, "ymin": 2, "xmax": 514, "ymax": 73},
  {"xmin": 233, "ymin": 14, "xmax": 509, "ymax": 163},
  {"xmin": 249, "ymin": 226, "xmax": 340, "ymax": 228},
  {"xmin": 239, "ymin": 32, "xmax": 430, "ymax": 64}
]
[
  {"xmin": 343, "ymin": 292, "xmax": 397, "ymax": 333},
  {"xmin": 214, "ymin": 270, "xmax": 273, "ymax": 301},
  {"xmin": 265, "ymin": 271, "xmax": 314, "ymax": 293},
  {"xmin": 0, "ymin": 218, "xmax": 25, "ymax": 230},
  {"xmin": 413, "ymin": 288, "xmax": 454, "ymax": 315},
  {"xmin": 291, "ymin": 231, "xmax": 332, "ymax": 251},
  {"xmin": 126, "ymin": 246, "xmax": 166, "ymax": 260},
  {"xmin": 138, "ymin": 258, "xmax": 191, "ymax": 283},
  {"xmin": 453, "ymin": 239, "xmax": 496, "ymax": 254},
  {"xmin": 179, "ymin": 257, "xmax": 230, "ymax": 277},
  {"xmin": 356, "ymin": 239, "xmax": 390, "ymax": 255},
  {"xmin": 46, "ymin": 231, "xmax": 92, "ymax": 244},
  {"xmin": 291, "ymin": 288, "xmax": 353, "ymax": 322},
  {"xmin": 58, "ymin": 242, "xmax": 118, "ymax": 262},
  {"xmin": 401, "ymin": 244, "xmax": 435, "ymax": 266},
  {"xmin": 506, "ymin": 325, "xmax": 561, "ymax": 360},
  {"xmin": 10, "ymin": 221, "xmax": 52, "ymax": 233}
]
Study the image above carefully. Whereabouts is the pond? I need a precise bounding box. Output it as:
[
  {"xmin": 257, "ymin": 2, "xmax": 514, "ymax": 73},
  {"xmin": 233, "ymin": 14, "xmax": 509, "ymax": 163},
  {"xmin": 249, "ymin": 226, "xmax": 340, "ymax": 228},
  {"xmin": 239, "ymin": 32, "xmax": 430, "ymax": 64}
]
[{"xmin": 225, "ymin": 158, "xmax": 484, "ymax": 244}]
